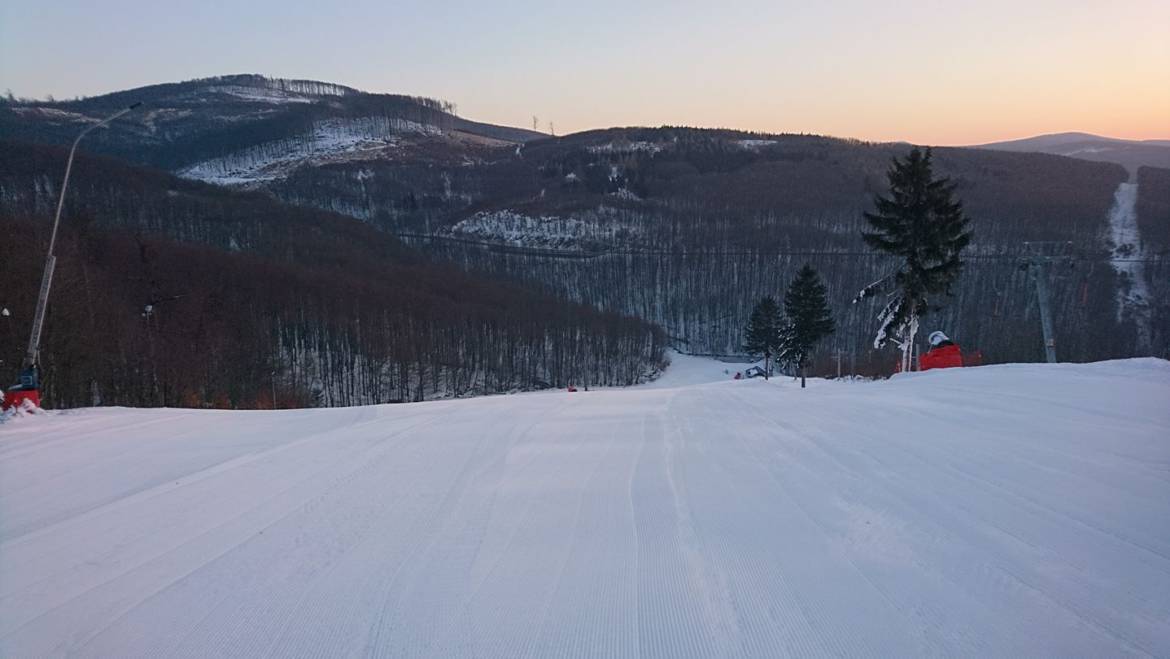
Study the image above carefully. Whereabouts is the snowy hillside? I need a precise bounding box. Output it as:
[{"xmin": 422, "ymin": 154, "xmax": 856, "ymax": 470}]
[
  {"xmin": 178, "ymin": 117, "xmax": 444, "ymax": 185},
  {"xmin": 446, "ymin": 207, "xmax": 645, "ymax": 251},
  {"xmin": 2, "ymin": 358, "xmax": 1169, "ymax": 657}
]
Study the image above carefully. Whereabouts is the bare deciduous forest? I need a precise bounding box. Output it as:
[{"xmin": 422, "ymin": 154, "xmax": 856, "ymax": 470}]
[{"xmin": 0, "ymin": 142, "xmax": 665, "ymax": 408}]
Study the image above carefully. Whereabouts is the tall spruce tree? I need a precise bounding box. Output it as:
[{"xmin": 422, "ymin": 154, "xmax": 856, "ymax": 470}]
[
  {"xmin": 779, "ymin": 264, "xmax": 835, "ymax": 388},
  {"xmin": 744, "ymin": 296, "xmax": 783, "ymax": 380},
  {"xmin": 858, "ymin": 147, "xmax": 973, "ymax": 372}
]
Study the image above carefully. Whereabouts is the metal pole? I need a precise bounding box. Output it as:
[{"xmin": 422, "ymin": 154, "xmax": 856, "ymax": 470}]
[
  {"xmin": 1032, "ymin": 259, "xmax": 1058, "ymax": 363},
  {"xmin": 22, "ymin": 102, "xmax": 140, "ymax": 370}
]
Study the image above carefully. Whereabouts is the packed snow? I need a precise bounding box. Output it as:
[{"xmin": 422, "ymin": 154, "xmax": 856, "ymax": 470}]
[{"xmin": 2, "ymin": 357, "xmax": 1169, "ymax": 657}]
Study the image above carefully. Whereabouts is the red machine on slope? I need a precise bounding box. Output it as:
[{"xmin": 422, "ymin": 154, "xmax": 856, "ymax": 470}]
[
  {"xmin": 919, "ymin": 331, "xmax": 982, "ymax": 371},
  {"xmin": 895, "ymin": 331, "xmax": 983, "ymax": 374},
  {"xmin": 2, "ymin": 369, "xmax": 41, "ymax": 412}
]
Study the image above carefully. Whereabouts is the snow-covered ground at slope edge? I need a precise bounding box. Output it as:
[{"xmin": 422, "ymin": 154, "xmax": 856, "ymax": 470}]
[
  {"xmin": 636, "ymin": 350, "xmax": 763, "ymax": 388},
  {"xmin": 1, "ymin": 358, "xmax": 1169, "ymax": 658}
]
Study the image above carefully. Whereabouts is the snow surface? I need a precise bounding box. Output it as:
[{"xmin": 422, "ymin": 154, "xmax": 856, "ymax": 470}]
[
  {"xmin": 735, "ymin": 139, "xmax": 778, "ymax": 150},
  {"xmin": 10, "ymin": 107, "xmax": 98, "ymax": 124},
  {"xmin": 587, "ymin": 140, "xmax": 668, "ymax": 155},
  {"xmin": 178, "ymin": 117, "xmax": 442, "ymax": 185},
  {"xmin": 2, "ymin": 358, "xmax": 1170, "ymax": 657},
  {"xmin": 207, "ymin": 85, "xmax": 315, "ymax": 104},
  {"xmin": 1107, "ymin": 181, "xmax": 1152, "ymax": 350},
  {"xmin": 637, "ymin": 350, "xmax": 760, "ymax": 388},
  {"xmin": 448, "ymin": 208, "xmax": 642, "ymax": 250}
]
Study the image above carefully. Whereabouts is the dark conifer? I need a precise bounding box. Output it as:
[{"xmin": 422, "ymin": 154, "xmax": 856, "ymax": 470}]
[
  {"xmin": 858, "ymin": 147, "xmax": 973, "ymax": 371},
  {"xmin": 744, "ymin": 296, "xmax": 783, "ymax": 380},
  {"xmin": 780, "ymin": 264, "xmax": 835, "ymax": 388}
]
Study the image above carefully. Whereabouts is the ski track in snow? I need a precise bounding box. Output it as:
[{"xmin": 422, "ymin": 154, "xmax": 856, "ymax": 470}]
[{"xmin": 1, "ymin": 357, "xmax": 1169, "ymax": 657}]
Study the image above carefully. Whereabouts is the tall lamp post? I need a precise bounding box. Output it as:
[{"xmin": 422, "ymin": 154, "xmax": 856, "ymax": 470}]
[{"xmin": 7, "ymin": 102, "xmax": 140, "ymax": 408}]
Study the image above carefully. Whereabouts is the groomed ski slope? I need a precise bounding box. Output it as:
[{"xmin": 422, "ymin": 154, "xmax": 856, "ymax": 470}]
[{"xmin": 2, "ymin": 357, "xmax": 1169, "ymax": 658}]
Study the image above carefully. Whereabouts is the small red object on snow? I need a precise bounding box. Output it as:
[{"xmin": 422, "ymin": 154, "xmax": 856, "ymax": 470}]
[
  {"xmin": 2, "ymin": 389, "xmax": 40, "ymax": 411},
  {"xmin": 566, "ymin": 385, "xmax": 578, "ymax": 392},
  {"xmin": 733, "ymin": 372, "xmax": 743, "ymax": 380}
]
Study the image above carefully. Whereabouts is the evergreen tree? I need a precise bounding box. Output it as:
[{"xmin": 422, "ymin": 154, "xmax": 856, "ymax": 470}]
[
  {"xmin": 857, "ymin": 147, "xmax": 973, "ymax": 372},
  {"xmin": 779, "ymin": 264, "xmax": 835, "ymax": 388},
  {"xmin": 744, "ymin": 296, "xmax": 782, "ymax": 380}
]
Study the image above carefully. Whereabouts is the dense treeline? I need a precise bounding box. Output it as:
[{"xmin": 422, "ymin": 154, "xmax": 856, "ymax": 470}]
[
  {"xmin": 1135, "ymin": 166, "xmax": 1170, "ymax": 352},
  {"xmin": 1136, "ymin": 166, "xmax": 1170, "ymax": 251},
  {"xmin": 267, "ymin": 127, "xmax": 1128, "ymax": 250},
  {"xmin": 401, "ymin": 243, "xmax": 1134, "ymax": 372},
  {"xmin": 280, "ymin": 127, "xmax": 1149, "ymax": 366},
  {"xmin": 0, "ymin": 142, "xmax": 665, "ymax": 408}
]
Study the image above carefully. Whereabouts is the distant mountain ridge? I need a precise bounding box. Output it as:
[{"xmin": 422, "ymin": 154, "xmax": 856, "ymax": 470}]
[
  {"xmin": 0, "ymin": 74, "xmax": 545, "ymax": 176},
  {"xmin": 975, "ymin": 132, "xmax": 1170, "ymax": 172}
]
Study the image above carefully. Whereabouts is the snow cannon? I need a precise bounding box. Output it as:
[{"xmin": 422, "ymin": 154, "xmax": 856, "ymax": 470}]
[
  {"xmin": 895, "ymin": 332, "xmax": 984, "ymax": 373},
  {"xmin": 2, "ymin": 366, "xmax": 41, "ymax": 411},
  {"xmin": 919, "ymin": 331, "xmax": 984, "ymax": 371},
  {"xmin": 919, "ymin": 344, "xmax": 963, "ymax": 371}
]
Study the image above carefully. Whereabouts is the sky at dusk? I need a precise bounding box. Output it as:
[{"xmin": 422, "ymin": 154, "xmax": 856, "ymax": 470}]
[{"xmin": 2, "ymin": 0, "xmax": 1167, "ymax": 145}]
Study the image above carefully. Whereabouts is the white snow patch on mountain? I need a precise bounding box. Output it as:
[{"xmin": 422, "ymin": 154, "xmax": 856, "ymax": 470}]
[
  {"xmin": 177, "ymin": 117, "xmax": 441, "ymax": 185},
  {"xmin": 448, "ymin": 208, "xmax": 642, "ymax": 250},
  {"xmin": 736, "ymin": 139, "xmax": 777, "ymax": 150},
  {"xmin": 588, "ymin": 140, "xmax": 668, "ymax": 154},
  {"xmin": 10, "ymin": 107, "xmax": 98, "ymax": 123},
  {"xmin": 2, "ymin": 358, "xmax": 1168, "ymax": 657},
  {"xmin": 206, "ymin": 85, "xmax": 315, "ymax": 104}
]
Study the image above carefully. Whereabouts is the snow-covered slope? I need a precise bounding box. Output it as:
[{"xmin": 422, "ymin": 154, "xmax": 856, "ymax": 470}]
[
  {"xmin": 2, "ymin": 359, "xmax": 1169, "ymax": 657},
  {"xmin": 177, "ymin": 117, "xmax": 443, "ymax": 185}
]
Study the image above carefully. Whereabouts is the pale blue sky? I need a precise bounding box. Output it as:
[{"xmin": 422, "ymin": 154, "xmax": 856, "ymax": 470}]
[{"xmin": 2, "ymin": 0, "xmax": 1167, "ymax": 144}]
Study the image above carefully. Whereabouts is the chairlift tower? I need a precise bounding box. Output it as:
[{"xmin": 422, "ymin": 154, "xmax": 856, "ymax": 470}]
[{"xmin": 1018, "ymin": 242, "xmax": 1074, "ymax": 364}]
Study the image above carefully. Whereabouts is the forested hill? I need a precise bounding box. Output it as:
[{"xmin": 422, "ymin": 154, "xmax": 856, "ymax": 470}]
[
  {"xmin": 0, "ymin": 141, "xmax": 666, "ymax": 409},
  {"xmin": 3, "ymin": 75, "xmax": 1167, "ymax": 367},
  {"xmin": 0, "ymin": 74, "xmax": 544, "ymax": 172},
  {"xmin": 976, "ymin": 132, "xmax": 1170, "ymax": 172}
]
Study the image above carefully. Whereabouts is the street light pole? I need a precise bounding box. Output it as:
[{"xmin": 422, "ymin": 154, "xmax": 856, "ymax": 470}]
[{"xmin": 22, "ymin": 102, "xmax": 141, "ymax": 375}]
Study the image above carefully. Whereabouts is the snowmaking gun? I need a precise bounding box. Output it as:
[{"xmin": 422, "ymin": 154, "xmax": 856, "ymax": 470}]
[
  {"xmin": 2, "ymin": 102, "xmax": 141, "ymax": 413},
  {"xmin": 894, "ymin": 343, "xmax": 983, "ymax": 373}
]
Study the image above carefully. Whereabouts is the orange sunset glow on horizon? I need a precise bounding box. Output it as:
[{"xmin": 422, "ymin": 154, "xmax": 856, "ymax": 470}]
[{"xmin": 2, "ymin": 0, "xmax": 1168, "ymax": 144}]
